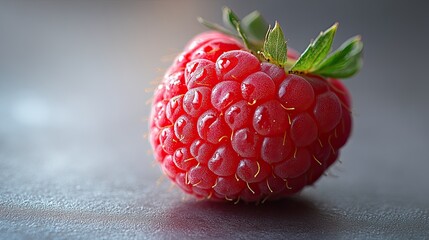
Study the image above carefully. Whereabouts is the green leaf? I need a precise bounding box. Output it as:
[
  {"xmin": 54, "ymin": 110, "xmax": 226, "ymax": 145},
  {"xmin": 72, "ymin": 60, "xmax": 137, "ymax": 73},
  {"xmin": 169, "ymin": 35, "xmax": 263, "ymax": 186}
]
[
  {"xmin": 262, "ymin": 21, "xmax": 287, "ymax": 67},
  {"xmin": 241, "ymin": 11, "xmax": 269, "ymax": 45},
  {"xmin": 222, "ymin": 7, "xmax": 257, "ymax": 53},
  {"xmin": 222, "ymin": 7, "xmax": 240, "ymax": 30},
  {"xmin": 197, "ymin": 17, "xmax": 237, "ymax": 37},
  {"xmin": 312, "ymin": 36, "xmax": 363, "ymax": 78},
  {"xmin": 291, "ymin": 23, "xmax": 338, "ymax": 72}
]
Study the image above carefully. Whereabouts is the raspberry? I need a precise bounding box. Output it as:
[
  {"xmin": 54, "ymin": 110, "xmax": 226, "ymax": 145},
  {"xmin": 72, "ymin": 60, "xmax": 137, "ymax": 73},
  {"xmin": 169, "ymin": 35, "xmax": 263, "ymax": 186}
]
[
  {"xmin": 278, "ymin": 74, "xmax": 315, "ymax": 111},
  {"xmin": 149, "ymin": 8, "xmax": 363, "ymax": 203}
]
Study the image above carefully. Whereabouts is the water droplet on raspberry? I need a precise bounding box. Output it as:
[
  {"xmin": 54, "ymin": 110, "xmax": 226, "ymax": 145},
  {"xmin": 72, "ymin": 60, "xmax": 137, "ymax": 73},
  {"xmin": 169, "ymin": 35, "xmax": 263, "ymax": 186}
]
[
  {"xmin": 177, "ymin": 54, "xmax": 187, "ymax": 63},
  {"xmin": 174, "ymin": 147, "xmax": 184, "ymax": 159},
  {"xmin": 190, "ymin": 139, "xmax": 216, "ymax": 165},
  {"xmin": 185, "ymin": 59, "xmax": 218, "ymax": 89},
  {"xmin": 165, "ymin": 95, "xmax": 184, "ymax": 123},
  {"xmin": 197, "ymin": 110, "xmax": 229, "ymax": 144},
  {"xmin": 231, "ymin": 128, "xmax": 261, "ymax": 158},
  {"xmin": 224, "ymin": 100, "xmax": 252, "ymax": 130},
  {"xmin": 174, "ymin": 115, "xmax": 197, "ymax": 144},
  {"xmin": 173, "ymin": 147, "xmax": 195, "ymax": 171},
  {"xmin": 253, "ymin": 100, "xmax": 287, "ymax": 136},
  {"xmin": 211, "ymin": 81, "xmax": 241, "ymax": 111},
  {"xmin": 241, "ymin": 72, "xmax": 275, "ymax": 103},
  {"xmin": 216, "ymin": 50, "xmax": 260, "ymax": 81},
  {"xmin": 183, "ymin": 87, "xmax": 211, "ymax": 117},
  {"xmin": 163, "ymin": 71, "xmax": 187, "ymax": 100},
  {"xmin": 217, "ymin": 56, "xmax": 237, "ymax": 72},
  {"xmin": 208, "ymin": 144, "xmax": 239, "ymax": 177},
  {"xmin": 192, "ymin": 92, "xmax": 201, "ymax": 106},
  {"xmin": 159, "ymin": 126, "xmax": 181, "ymax": 155}
]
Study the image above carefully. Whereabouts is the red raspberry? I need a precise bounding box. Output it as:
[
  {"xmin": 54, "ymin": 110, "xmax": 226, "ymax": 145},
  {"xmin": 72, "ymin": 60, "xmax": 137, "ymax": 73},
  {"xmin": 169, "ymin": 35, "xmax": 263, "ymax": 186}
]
[{"xmin": 149, "ymin": 9, "xmax": 362, "ymax": 203}]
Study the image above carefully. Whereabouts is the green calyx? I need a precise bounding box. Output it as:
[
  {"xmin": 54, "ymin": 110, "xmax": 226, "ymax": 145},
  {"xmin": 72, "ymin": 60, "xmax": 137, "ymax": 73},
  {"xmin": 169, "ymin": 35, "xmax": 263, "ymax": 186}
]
[
  {"xmin": 262, "ymin": 21, "xmax": 287, "ymax": 67},
  {"xmin": 198, "ymin": 7, "xmax": 363, "ymax": 79}
]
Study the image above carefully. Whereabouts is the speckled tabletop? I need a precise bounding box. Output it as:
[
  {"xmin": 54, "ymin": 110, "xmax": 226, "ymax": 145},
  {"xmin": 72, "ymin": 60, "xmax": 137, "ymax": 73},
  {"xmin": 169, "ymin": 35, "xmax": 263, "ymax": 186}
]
[{"xmin": 1, "ymin": 1, "xmax": 428, "ymax": 239}]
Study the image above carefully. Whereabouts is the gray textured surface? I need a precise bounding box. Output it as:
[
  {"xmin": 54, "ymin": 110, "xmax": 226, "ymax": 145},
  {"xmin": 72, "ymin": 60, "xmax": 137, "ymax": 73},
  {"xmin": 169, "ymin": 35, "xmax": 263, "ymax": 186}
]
[{"xmin": 1, "ymin": 0, "xmax": 429, "ymax": 239}]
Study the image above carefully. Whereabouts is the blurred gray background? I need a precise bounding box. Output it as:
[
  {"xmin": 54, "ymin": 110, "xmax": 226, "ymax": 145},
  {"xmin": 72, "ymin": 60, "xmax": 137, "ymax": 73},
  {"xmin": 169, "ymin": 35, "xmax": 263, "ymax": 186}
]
[{"xmin": 1, "ymin": 0, "xmax": 428, "ymax": 239}]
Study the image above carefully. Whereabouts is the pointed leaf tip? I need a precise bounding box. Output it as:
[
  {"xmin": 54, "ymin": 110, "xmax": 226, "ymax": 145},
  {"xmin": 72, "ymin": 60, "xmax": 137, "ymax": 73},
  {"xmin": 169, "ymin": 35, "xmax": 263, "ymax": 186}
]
[
  {"xmin": 312, "ymin": 35, "xmax": 363, "ymax": 78},
  {"xmin": 222, "ymin": 6, "xmax": 240, "ymax": 30},
  {"xmin": 291, "ymin": 23, "xmax": 338, "ymax": 72},
  {"xmin": 262, "ymin": 21, "xmax": 287, "ymax": 67}
]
